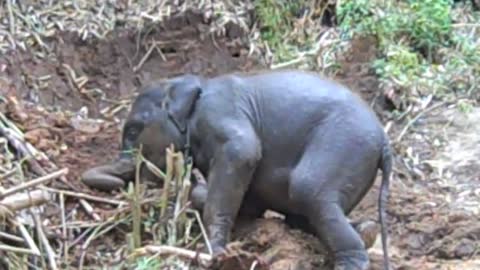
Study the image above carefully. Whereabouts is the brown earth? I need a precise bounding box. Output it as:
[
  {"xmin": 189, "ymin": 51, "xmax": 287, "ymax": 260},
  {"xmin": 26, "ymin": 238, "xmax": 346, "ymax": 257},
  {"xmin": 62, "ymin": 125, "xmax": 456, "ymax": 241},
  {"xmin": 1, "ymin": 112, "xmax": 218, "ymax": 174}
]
[{"xmin": 1, "ymin": 13, "xmax": 479, "ymax": 270}]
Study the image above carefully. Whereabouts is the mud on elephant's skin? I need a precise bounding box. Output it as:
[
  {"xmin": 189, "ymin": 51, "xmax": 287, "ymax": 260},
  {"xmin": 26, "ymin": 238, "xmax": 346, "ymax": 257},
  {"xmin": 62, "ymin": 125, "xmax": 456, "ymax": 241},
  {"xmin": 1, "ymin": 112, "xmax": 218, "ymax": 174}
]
[{"xmin": 81, "ymin": 70, "xmax": 393, "ymax": 270}]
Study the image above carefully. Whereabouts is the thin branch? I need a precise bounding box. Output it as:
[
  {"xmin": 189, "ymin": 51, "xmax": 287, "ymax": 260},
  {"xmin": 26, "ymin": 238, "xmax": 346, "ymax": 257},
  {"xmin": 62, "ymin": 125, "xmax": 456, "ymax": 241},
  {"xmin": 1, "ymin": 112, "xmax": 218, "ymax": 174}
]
[
  {"xmin": 0, "ymin": 244, "xmax": 39, "ymax": 255},
  {"xmin": 188, "ymin": 209, "xmax": 212, "ymax": 256},
  {"xmin": 0, "ymin": 189, "xmax": 50, "ymax": 217},
  {"xmin": 14, "ymin": 217, "xmax": 41, "ymax": 256},
  {"xmin": 40, "ymin": 186, "xmax": 126, "ymax": 206},
  {"xmin": 133, "ymin": 245, "xmax": 212, "ymax": 265},
  {"xmin": 0, "ymin": 168, "xmax": 68, "ymax": 199},
  {"xmin": 0, "ymin": 168, "xmax": 17, "ymax": 180},
  {"xmin": 33, "ymin": 212, "xmax": 58, "ymax": 270},
  {"xmin": 60, "ymin": 192, "xmax": 69, "ymax": 266},
  {"xmin": 133, "ymin": 42, "xmax": 156, "ymax": 72},
  {"xmin": 0, "ymin": 231, "xmax": 24, "ymax": 243},
  {"xmin": 6, "ymin": 0, "xmax": 16, "ymax": 49},
  {"xmin": 79, "ymin": 199, "xmax": 101, "ymax": 221}
]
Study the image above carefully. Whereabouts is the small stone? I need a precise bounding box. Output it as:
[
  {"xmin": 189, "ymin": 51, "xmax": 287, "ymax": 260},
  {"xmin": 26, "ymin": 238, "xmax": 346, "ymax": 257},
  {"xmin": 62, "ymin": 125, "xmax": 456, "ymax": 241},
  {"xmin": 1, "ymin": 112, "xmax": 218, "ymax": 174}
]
[{"xmin": 454, "ymin": 238, "xmax": 475, "ymax": 258}]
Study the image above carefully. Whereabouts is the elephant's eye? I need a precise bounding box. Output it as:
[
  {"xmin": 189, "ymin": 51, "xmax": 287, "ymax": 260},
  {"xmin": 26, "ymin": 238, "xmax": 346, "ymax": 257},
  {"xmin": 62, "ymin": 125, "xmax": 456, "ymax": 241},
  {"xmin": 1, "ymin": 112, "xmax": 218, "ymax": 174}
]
[{"xmin": 126, "ymin": 128, "xmax": 139, "ymax": 139}]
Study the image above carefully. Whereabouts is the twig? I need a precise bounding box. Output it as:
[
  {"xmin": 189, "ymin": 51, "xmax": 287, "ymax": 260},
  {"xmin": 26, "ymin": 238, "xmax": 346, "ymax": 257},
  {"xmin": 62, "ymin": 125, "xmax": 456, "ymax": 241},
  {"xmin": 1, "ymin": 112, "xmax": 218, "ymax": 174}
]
[
  {"xmin": 0, "ymin": 168, "xmax": 16, "ymax": 180},
  {"xmin": 6, "ymin": 0, "xmax": 16, "ymax": 49},
  {"xmin": 270, "ymin": 56, "xmax": 305, "ymax": 69},
  {"xmin": 144, "ymin": 158, "xmax": 166, "ymax": 180},
  {"xmin": 160, "ymin": 147, "xmax": 175, "ymax": 218},
  {"xmin": 154, "ymin": 45, "xmax": 167, "ymax": 61},
  {"xmin": 384, "ymin": 121, "xmax": 393, "ymax": 135},
  {"xmin": 250, "ymin": 260, "xmax": 259, "ymax": 270},
  {"xmin": 0, "ymin": 244, "xmax": 39, "ymax": 255},
  {"xmin": 0, "ymin": 168, "xmax": 68, "ymax": 199},
  {"xmin": 14, "ymin": 217, "xmax": 41, "ymax": 256},
  {"xmin": 174, "ymin": 154, "xmax": 192, "ymax": 221},
  {"xmin": 60, "ymin": 192, "xmax": 69, "ymax": 266},
  {"xmin": 0, "ymin": 111, "xmax": 24, "ymax": 138},
  {"xmin": 0, "ymin": 231, "xmax": 24, "ymax": 243},
  {"xmin": 79, "ymin": 199, "xmax": 101, "ymax": 221},
  {"xmin": 39, "ymin": 186, "xmax": 127, "ymax": 206},
  {"xmin": 395, "ymin": 101, "xmax": 447, "ymax": 143},
  {"xmin": 33, "ymin": 212, "xmax": 58, "ymax": 270},
  {"xmin": 133, "ymin": 245, "xmax": 212, "ymax": 265},
  {"xmin": 133, "ymin": 42, "xmax": 157, "ymax": 72},
  {"xmin": 69, "ymin": 227, "xmax": 95, "ymax": 249},
  {"xmin": 78, "ymin": 223, "xmax": 106, "ymax": 270},
  {"xmin": 132, "ymin": 146, "xmax": 143, "ymax": 248},
  {"xmin": 0, "ymin": 189, "xmax": 50, "ymax": 217},
  {"xmin": 48, "ymin": 222, "xmax": 104, "ymax": 230},
  {"xmin": 188, "ymin": 209, "xmax": 212, "ymax": 256}
]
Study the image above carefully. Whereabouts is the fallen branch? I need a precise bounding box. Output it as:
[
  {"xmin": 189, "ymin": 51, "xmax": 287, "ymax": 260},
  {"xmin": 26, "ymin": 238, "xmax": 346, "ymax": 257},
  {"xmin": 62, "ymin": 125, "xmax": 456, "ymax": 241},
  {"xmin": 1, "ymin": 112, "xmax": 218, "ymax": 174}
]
[
  {"xmin": 0, "ymin": 168, "xmax": 16, "ymax": 180},
  {"xmin": 39, "ymin": 186, "xmax": 127, "ymax": 206},
  {"xmin": 79, "ymin": 199, "xmax": 101, "ymax": 221},
  {"xmin": 60, "ymin": 193, "xmax": 69, "ymax": 266},
  {"xmin": 0, "ymin": 168, "xmax": 67, "ymax": 199},
  {"xmin": 133, "ymin": 245, "xmax": 212, "ymax": 265},
  {"xmin": 188, "ymin": 209, "xmax": 212, "ymax": 256},
  {"xmin": 13, "ymin": 217, "xmax": 41, "ymax": 256},
  {"xmin": 0, "ymin": 244, "xmax": 39, "ymax": 256},
  {"xmin": 33, "ymin": 212, "xmax": 58, "ymax": 270},
  {"xmin": 0, "ymin": 231, "xmax": 24, "ymax": 243},
  {"xmin": 133, "ymin": 42, "xmax": 157, "ymax": 72},
  {"xmin": 0, "ymin": 189, "xmax": 50, "ymax": 217}
]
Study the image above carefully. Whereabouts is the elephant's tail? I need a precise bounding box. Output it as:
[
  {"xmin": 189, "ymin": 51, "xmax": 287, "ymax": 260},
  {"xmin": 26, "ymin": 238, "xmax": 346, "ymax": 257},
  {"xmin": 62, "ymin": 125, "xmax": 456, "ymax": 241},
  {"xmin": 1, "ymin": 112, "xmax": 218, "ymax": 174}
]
[{"xmin": 378, "ymin": 140, "xmax": 392, "ymax": 270}]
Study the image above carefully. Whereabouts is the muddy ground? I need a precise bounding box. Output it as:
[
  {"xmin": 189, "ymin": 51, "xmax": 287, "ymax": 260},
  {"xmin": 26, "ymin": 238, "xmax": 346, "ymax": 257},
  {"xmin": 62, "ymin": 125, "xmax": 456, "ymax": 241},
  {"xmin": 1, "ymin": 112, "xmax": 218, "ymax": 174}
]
[{"xmin": 1, "ymin": 12, "xmax": 479, "ymax": 270}]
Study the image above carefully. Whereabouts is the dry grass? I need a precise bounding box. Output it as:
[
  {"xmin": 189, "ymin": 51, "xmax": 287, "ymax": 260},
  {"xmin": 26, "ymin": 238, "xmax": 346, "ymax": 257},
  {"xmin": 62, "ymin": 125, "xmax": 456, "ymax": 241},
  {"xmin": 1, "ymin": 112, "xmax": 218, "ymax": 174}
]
[{"xmin": 0, "ymin": 0, "xmax": 253, "ymax": 55}]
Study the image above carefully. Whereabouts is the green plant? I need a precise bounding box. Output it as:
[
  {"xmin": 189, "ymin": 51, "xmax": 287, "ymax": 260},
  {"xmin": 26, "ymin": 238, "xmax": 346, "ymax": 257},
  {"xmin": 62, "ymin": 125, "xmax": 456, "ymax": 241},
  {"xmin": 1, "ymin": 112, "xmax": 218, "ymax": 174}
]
[
  {"xmin": 408, "ymin": 0, "xmax": 453, "ymax": 54},
  {"xmin": 337, "ymin": 0, "xmax": 453, "ymax": 52},
  {"xmin": 254, "ymin": 0, "xmax": 304, "ymax": 61},
  {"xmin": 336, "ymin": 0, "xmax": 377, "ymax": 35},
  {"xmin": 373, "ymin": 44, "xmax": 423, "ymax": 86},
  {"xmin": 336, "ymin": 0, "xmax": 478, "ymax": 106},
  {"xmin": 457, "ymin": 100, "xmax": 474, "ymax": 114},
  {"xmin": 134, "ymin": 257, "xmax": 162, "ymax": 270}
]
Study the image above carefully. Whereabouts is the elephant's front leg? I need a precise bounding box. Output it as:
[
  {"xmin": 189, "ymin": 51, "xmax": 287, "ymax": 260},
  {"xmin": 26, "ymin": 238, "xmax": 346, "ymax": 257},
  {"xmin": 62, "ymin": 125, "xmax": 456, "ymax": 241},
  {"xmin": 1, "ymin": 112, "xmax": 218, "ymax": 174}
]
[{"xmin": 203, "ymin": 139, "xmax": 261, "ymax": 255}]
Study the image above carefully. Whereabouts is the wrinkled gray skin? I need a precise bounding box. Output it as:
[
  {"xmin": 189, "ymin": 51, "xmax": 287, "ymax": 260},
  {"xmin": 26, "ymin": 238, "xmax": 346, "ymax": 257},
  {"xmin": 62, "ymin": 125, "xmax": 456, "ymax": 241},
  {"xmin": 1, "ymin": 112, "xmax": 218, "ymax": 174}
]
[{"xmin": 81, "ymin": 70, "xmax": 393, "ymax": 270}]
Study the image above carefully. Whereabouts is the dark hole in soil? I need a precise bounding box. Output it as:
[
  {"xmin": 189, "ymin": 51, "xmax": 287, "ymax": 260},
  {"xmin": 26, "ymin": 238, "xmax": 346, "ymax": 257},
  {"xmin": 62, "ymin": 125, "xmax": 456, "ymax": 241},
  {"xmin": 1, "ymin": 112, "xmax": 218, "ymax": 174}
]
[{"xmin": 161, "ymin": 46, "xmax": 177, "ymax": 54}]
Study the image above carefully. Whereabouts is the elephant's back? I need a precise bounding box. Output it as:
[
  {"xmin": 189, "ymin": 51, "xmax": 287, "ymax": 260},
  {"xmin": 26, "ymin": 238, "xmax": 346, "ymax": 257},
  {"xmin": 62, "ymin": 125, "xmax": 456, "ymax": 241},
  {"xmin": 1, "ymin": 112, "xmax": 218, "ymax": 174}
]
[
  {"xmin": 204, "ymin": 70, "xmax": 385, "ymax": 142},
  {"xmin": 237, "ymin": 70, "xmax": 376, "ymax": 124}
]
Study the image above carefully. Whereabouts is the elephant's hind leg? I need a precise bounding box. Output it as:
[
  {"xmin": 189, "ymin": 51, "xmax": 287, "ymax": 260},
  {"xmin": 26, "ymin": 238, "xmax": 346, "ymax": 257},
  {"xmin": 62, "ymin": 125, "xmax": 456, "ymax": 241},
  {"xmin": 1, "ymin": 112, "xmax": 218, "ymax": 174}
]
[{"xmin": 288, "ymin": 128, "xmax": 381, "ymax": 270}]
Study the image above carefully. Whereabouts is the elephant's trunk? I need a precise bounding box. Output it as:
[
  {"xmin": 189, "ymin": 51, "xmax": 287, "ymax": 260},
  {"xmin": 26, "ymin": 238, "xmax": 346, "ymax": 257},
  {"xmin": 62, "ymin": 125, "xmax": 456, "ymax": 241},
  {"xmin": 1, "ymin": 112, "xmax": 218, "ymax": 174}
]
[{"xmin": 81, "ymin": 158, "xmax": 136, "ymax": 191}]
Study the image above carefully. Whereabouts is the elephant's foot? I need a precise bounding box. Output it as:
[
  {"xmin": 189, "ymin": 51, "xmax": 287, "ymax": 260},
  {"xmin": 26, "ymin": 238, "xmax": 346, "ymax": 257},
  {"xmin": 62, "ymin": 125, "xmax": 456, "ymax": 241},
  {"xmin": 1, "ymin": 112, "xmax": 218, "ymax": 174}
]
[{"xmin": 333, "ymin": 250, "xmax": 370, "ymax": 270}]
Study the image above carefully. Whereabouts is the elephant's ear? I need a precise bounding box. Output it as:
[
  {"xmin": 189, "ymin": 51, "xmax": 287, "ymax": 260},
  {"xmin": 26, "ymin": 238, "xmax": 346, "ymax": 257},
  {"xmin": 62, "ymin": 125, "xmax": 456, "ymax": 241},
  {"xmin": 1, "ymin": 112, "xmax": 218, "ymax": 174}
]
[{"xmin": 165, "ymin": 74, "xmax": 203, "ymax": 131}]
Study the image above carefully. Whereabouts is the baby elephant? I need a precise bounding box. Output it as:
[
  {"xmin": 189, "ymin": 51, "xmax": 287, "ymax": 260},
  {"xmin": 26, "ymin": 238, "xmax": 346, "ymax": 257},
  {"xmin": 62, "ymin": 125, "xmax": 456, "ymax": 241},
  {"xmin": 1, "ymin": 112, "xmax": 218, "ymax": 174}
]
[{"xmin": 82, "ymin": 70, "xmax": 392, "ymax": 270}]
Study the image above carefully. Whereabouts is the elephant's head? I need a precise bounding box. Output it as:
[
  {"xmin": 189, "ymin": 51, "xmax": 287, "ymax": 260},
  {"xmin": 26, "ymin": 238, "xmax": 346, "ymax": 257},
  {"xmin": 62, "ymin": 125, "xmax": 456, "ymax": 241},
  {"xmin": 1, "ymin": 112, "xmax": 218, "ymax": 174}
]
[{"xmin": 81, "ymin": 74, "xmax": 203, "ymax": 191}]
